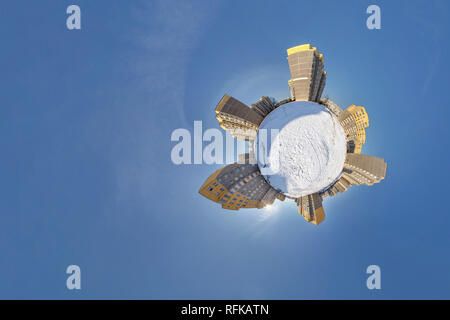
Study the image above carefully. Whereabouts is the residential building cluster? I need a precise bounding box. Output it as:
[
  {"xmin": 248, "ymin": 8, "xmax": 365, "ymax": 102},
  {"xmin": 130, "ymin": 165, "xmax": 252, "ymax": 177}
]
[{"xmin": 199, "ymin": 44, "xmax": 387, "ymax": 225}]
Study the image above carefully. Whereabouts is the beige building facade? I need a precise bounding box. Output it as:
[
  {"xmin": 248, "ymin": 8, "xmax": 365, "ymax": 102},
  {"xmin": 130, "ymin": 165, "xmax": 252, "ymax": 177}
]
[
  {"xmin": 199, "ymin": 154, "xmax": 281, "ymax": 210},
  {"xmin": 320, "ymin": 98, "xmax": 344, "ymax": 117},
  {"xmin": 250, "ymin": 96, "xmax": 277, "ymax": 118},
  {"xmin": 215, "ymin": 94, "xmax": 263, "ymax": 141},
  {"xmin": 287, "ymin": 44, "xmax": 326, "ymax": 102}
]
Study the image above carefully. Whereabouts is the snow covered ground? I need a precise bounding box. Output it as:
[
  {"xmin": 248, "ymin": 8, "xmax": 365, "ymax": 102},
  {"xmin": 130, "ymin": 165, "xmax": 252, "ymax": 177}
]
[{"xmin": 255, "ymin": 101, "xmax": 346, "ymax": 198}]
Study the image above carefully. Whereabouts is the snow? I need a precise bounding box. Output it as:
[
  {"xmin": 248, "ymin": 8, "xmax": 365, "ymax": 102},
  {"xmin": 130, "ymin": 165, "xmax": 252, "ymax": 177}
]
[{"xmin": 254, "ymin": 101, "xmax": 347, "ymax": 198}]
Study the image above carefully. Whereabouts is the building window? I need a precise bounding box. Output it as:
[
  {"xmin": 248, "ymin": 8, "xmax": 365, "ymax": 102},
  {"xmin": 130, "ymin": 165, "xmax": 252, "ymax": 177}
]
[
  {"xmin": 213, "ymin": 182, "xmax": 218, "ymax": 186},
  {"xmin": 208, "ymin": 187, "xmax": 213, "ymax": 191}
]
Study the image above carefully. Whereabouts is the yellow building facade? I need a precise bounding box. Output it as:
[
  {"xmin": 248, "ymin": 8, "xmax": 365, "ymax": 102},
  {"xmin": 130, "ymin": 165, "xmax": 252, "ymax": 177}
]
[
  {"xmin": 296, "ymin": 193, "xmax": 325, "ymax": 225},
  {"xmin": 199, "ymin": 161, "xmax": 279, "ymax": 211},
  {"xmin": 338, "ymin": 105, "xmax": 369, "ymax": 154},
  {"xmin": 286, "ymin": 43, "xmax": 326, "ymax": 102}
]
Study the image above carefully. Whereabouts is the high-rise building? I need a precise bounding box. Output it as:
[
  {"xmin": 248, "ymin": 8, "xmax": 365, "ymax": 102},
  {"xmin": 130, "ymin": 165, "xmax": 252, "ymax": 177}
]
[
  {"xmin": 199, "ymin": 155, "xmax": 281, "ymax": 210},
  {"xmin": 338, "ymin": 105, "xmax": 369, "ymax": 153},
  {"xmin": 323, "ymin": 175, "xmax": 353, "ymax": 197},
  {"xmin": 275, "ymin": 98, "xmax": 294, "ymax": 108},
  {"xmin": 250, "ymin": 96, "xmax": 277, "ymax": 118},
  {"xmin": 260, "ymin": 187, "xmax": 279, "ymax": 207},
  {"xmin": 315, "ymin": 70, "xmax": 327, "ymax": 102},
  {"xmin": 276, "ymin": 193, "xmax": 286, "ymax": 201},
  {"xmin": 287, "ymin": 44, "xmax": 326, "ymax": 102},
  {"xmin": 215, "ymin": 94, "xmax": 264, "ymax": 141},
  {"xmin": 342, "ymin": 153, "xmax": 387, "ymax": 186},
  {"xmin": 323, "ymin": 153, "xmax": 387, "ymax": 197},
  {"xmin": 296, "ymin": 193, "xmax": 325, "ymax": 225},
  {"xmin": 320, "ymin": 98, "xmax": 343, "ymax": 117}
]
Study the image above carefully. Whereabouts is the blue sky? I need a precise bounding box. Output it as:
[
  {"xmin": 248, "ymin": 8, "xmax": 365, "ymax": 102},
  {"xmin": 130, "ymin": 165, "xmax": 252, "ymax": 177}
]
[{"xmin": 0, "ymin": 0, "xmax": 449, "ymax": 299}]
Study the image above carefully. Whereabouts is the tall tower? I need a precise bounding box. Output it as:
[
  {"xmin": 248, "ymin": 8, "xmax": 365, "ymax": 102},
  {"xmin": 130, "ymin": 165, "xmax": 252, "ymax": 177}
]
[
  {"xmin": 199, "ymin": 155, "xmax": 281, "ymax": 210},
  {"xmin": 342, "ymin": 153, "xmax": 387, "ymax": 186},
  {"xmin": 323, "ymin": 153, "xmax": 387, "ymax": 197},
  {"xmin": 215, "ymin": 94, "xmax": 264, "ymax": 141},
  {"xmin": 287, "ymin": 44, "xmax": 327, "ymax": 102},
  {"xmin": 338, "ymin": 105, "xmax": 369, "ymax": 153},
  {"xmin": 320, "ymin": 98, "xmax": 344, "ymax": 118},
  {"xmin": 250, "ymin": 96, "xmax": 277, "ymax": 118},
  {"xmin": 296, "ymin": 193, "xmax": 325, "ymax": 225},
  {"xmin": 323, "ymin": 175, "xmax": 353, "ymax": 197}
]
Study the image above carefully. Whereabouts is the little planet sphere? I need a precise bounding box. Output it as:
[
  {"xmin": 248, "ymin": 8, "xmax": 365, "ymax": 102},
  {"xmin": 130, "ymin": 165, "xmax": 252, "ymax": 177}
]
[{"xmin": 255, "ymin": 100, "xmax": 347, "ymax": 198}]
